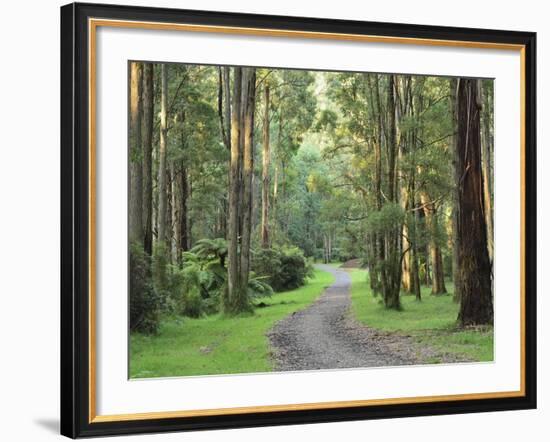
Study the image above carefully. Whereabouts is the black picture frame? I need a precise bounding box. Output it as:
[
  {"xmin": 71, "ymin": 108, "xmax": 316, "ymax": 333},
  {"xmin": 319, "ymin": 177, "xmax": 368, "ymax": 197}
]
[{"xmin": 61, "ymin": 2, "xmax": 537, "ymax": 438}]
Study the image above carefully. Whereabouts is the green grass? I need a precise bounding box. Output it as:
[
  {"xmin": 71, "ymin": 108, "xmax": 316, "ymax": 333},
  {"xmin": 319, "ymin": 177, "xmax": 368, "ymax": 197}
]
[
  {"xmin": 349, "ymin": 269, "xmax": 494, "ymax": 363},
  {"xmin": 130, "ymin": 268, "xmax": 335, "ymax": 378}
]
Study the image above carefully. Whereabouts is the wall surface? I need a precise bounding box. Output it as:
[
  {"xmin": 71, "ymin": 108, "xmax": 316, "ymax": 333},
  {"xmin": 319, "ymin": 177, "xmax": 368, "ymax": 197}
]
[{"xmin": 0, "ymin": 0, "xmax": 545, "ymax": 440}]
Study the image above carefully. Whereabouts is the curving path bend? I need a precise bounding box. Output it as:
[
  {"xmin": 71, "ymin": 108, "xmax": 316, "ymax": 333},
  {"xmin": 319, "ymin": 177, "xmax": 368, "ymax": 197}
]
[{"xmin": 268, "ymin": 264, "xmax": 417, "ymax": 371}]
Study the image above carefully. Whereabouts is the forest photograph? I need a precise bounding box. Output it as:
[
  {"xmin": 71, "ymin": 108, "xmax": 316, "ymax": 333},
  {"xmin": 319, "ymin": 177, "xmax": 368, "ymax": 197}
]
[{"xmin": 128, "ymin": 61, "xmax": 494, "ymax": 378}]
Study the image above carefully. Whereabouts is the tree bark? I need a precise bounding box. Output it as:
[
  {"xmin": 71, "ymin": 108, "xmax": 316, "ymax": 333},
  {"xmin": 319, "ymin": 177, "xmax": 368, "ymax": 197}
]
[
  {"xmin": 401, "ymin": 223, "xmax": 411, "ymax": 292},
  {"xmin": 223, "ymin": 67, "xmax": 232, "ymax": 150},
  {"xmin": 261, "ymin": 85, "xmax": 271, "ymax": 248},
  {"xmin": 169, "ymin": 163, "xmax": 177, "ymax": 263},
  {"xmin": 157, "ymin": 64, "xmax": 168, "ymax": 246},
  {"xmin": 129, "ymin": 62, "xmax": 144, "ymax": 246},
  {"xmin": 411, "ymin": 238, "xmax": 421, "ymax": 300},
  {"xmin": 239, "ymin": 68, "xmax": 257, "ymax": 299},
  {"xmin": 420, "ymin": 193, "xmax": 447, "ymax": 295},
  {"xmin": 380, "ymin": 75, "xmax": 402, "ymax": 310},
  {"xmin": 456, "ymin": 79, "xmax": 493, "ymax": 326},
  {"xmin": 449, "ymin": 78, "xmax": 461, "ymax": 302},
  {"xmin": 226, "ymin": 67, "xmax": 244, "ymax": 314},
  {"xmin": 370, "ymin": 74, "xmax": 384, "ymax": 296},
  {"xmin": 141, "ymin": 63, "xmax": 154, "ymax": 256},
  {"xmin": 223, "ymin": 67, "xmax": 257, "ymax": 313},
  {"xmin": 177, "ymin": 161, "xmax": 189, "ymax": 254},
  {"xmin": 480, "ymin": 82, "xmax": 494, "ymax": 264}
]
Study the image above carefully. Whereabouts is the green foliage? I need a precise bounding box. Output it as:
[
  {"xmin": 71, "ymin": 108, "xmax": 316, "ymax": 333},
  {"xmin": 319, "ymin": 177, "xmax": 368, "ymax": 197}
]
[
  {"xmin": 164, "ymin": 238, "xmax": 273, "ymax": 317},
  {"xmin": 247, "ymin": 274, "xmax": 274, "ymax": 299},
  {"xmin": 190, "ymin": 238, "xmax": 228, "ymax": 266},
  {"xmin": 252, "ymin": 247, "xmax": 313, "ymax": 292},
  {"xmin": 366, "ymin": 203, "xmax": 405, "ymax": 235},
  {"xmin": 129, "ymin": 243, "xmax": 163, "ymax": 334},
  {"xmin": 165, "ymin": 252, "xmax": 224, "ymax": 317}
]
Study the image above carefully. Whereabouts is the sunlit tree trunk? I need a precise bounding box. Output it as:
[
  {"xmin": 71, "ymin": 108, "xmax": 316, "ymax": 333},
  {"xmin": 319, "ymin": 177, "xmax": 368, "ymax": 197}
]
[
  {"xmin": 226, "ymin": 67, "xmax": 243, "ymax": 313},
  {"xmin": 456, "ymin": 79, "xmax": 493, "ymax": 326},
  {"xmin": 129, "ymin": 62, "xmax": 143, "ymax": 246},
  {"xmin": 152, "ymin": 64, "xmax": 169, "ymax": 291},
  {"xmin": 226, "ymin": 67, "xmax": 256, "ymax": 314},
  {"xmin": 239, "ymin": 68, "xmax": 257, "ymax": 299},
  {"xmin": 449, "ymin": 78, "xmax": 461, "ymax": 302},
  {"xmin": 480, "ymin": 81, "xmax": 494, "ymax": 264},
  {"xmin": 157, "ymin": 64, "xmax": 168, "ymax": 246},
  {"xmin": 401, "ymin": 224, "xmax": 411, "ymax": 292}
]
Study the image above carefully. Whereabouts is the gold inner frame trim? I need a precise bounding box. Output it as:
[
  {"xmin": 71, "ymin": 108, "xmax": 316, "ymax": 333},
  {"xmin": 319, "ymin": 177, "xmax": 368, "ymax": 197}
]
[{"xmin": 88, "ymin": 17, "xmax": 527, "ymax": 424}]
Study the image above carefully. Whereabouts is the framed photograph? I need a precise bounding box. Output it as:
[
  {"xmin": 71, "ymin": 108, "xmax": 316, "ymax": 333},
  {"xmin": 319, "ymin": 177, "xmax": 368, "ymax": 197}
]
[{"xmin": 60, "ymin": 2, "xmax": 536, "ymax": 438}]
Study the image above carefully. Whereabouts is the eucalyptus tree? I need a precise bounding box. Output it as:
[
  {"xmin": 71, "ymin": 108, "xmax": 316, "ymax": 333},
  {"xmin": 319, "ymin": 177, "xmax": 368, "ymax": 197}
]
[
  {"xmin": 225, "ymin": 67, "xmax": 257, "ymax": 314},
  {"xmin": 129, "ymin": 62, "xmax": 144, "ymax": 246},
  {"xmin": 455, "ymin": 79, "xmax": 493, "ymax": 326}
]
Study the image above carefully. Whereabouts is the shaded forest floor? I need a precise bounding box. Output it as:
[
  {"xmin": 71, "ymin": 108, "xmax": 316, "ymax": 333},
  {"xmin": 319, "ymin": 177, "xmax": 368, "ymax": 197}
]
[
  {"xmin": 129, "ymin": 268, "xmax": 334, "ymax": 378},
  {"xmin": 349, "ymin": 269, "xmax": 494, "ymax": 363}
]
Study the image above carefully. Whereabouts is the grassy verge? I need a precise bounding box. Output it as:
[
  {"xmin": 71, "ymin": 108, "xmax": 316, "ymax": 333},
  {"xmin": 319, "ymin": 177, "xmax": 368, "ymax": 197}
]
[
  {"xmin": 130, "ymin": 268, "xmax": 335, "ymax": 378},
  {"xmin": 349, "ymin": 269, "xmax": 493, "ymax": 363}
]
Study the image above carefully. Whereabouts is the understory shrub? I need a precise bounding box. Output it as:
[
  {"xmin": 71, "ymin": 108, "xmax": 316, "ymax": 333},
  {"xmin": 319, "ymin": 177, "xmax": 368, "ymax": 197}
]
[
  {"xmin": 129, "ymin": 243, "xmax": 163, "ymax": 334},
  {"xmin": 252, "ymin": 246, "xmax": 313, "ymax": 292},
  {"xmin": 167, "ymin": 238, "xmax": 273, "ymax": 317},
  {"xmin": 166, "ymin": 245, "xmax": 226, "ymax": 318}
]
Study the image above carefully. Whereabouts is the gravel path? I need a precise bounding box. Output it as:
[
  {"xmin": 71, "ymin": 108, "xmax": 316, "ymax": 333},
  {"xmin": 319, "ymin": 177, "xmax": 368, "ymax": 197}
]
[{"xmin": 268, "ymin": 264, "xmax": 419, "ymax": 371}]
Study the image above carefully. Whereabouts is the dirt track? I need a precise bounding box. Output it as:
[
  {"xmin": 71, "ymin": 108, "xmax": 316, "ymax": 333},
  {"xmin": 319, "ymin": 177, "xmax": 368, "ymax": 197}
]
[{"xmin": 268, "ymin": 264, "xmax": 419, "ymax": 371}]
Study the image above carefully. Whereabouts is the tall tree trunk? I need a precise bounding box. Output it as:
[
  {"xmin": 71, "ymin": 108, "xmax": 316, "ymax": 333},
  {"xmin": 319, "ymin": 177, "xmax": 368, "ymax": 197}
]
[
  {"xmin": 239, "ymin": 68, "xmax": 257, "ymax": 302},
  {"xmin": 371, "ymin": 74, "xmax": 384, "ymax": 296},
  {"xmin": 449, "ymin": 78, "xmax": 461, "ymax": 302},
  {"xmin": 142, "ymin": 63, "xmax": 154, "ymax": 256},
  {"xmin": 187, "ymin": 176, "xmax": 193, "ymax": 248},
  {"xmin": 223, "ymin": 67, "xmax": 232, "ymax": 149},
  {"xmin": 411, "ymin": 239, "xmax": 421, "ymax": 300},
  {"xmin": 129, "ymin": 62, "xmax": 144, "ymax": 246},
  {"xmin": 401, "ymin": 223, "xmax": 412, "ymax": 292},
  {"xmin": 431, "ymin": 244, "xmax": 446, "ymax": 295},
  {"xmin": 177, "ymin": 162, "xmax": 189, "ymax": 254},
  {"xmin": 217, "ymin": 67, "xmax": 230, "ymax": 151},
  {"xmin": 169, "ymin": 163, "xmax": 177, "ymax": 264},
  {"xmin": 129, "ymin": 62, "xmax": 145, "ymax": 331},
  {"xmin": 153, "ymin": 64, "xmax": 169, "ymax": 291},
  {"xmin": 223, "ymin": 67, "xmax": 257, "ymax": 313},
  {"xmin": 480, "ymin": 82, "xmax": 494, "ymax": 264},
  {"xmin": 157, "ymin": 64, "xmax": 168, "ymax": 246},
  {"xmin": 261, "ymin": 85, "xmax": 271, "ymax": 248},
  {"xmin": 456, "ymin": 79, "xmax": 493, "ymax": 326},
  {"xmin": 420, "ymin": 193, "xmax": 447, "ymax": 295},
  {"xmin": 226, "ymin": 67, "xmax": 245, "ymax": 314},
  {"xmin": 380, "ymin": 75, "xmax": 402, "ymax": 310}
]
